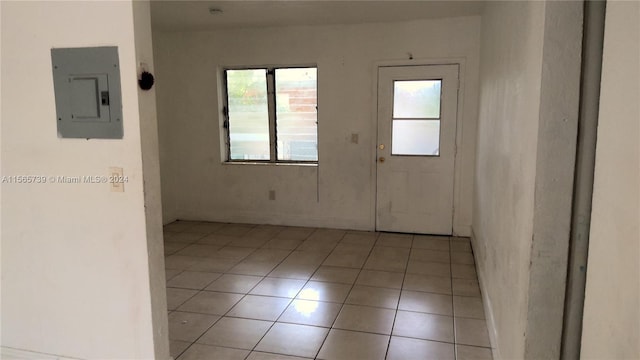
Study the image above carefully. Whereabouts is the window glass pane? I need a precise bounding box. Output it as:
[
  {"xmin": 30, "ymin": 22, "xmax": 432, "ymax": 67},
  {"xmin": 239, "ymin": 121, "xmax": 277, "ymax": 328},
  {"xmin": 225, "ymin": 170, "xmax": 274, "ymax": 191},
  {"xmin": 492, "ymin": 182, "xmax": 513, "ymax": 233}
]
[
  {"xmin": 391, "ymin": 120, "xmax": 440, "ymax": 156},
  {"xmin": 227, "ymin": 69, "xmax": 270, "ymax": 160},
  {"xmin": 275, "ymin": 68, "xmax": 318, "ymax": 161},
  {"xmin": 393, "ymin": 80, "xmax": 441, "ymax": 119}
]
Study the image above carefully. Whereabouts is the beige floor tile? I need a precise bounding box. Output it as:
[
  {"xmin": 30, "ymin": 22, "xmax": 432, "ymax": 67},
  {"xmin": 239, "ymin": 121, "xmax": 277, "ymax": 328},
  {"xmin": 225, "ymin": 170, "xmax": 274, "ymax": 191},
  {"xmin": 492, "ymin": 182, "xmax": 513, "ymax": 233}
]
[
  {"xmin": 393, "ymin": 311, "xmax": 454, "ymax": 343},
  {"xmin": 356, "ymin": 269, "xmax": 404, "ymax": 289},
  {"xmin": 407, "ymin": 260, "xmax": 451, "ymax": 277},
  {"xmin": 177, "ymin": 291, "xmax": 243, "ymax": 315},
  {"xmin": 166, "ymin": 288, "xmax": 198, "ymax": 310},
  {"xmin": 165, "ymin": 269, "xmax": 183, "ymax": 282},
  {"xmin": 451, "ymin": 263, "xmax": 478, "ymax": 279},
  {"xmin": 164, "ymin": 222, "xmax": 195, "ymax": 232},
  {"xmin": 450, "ymin": 238, "xmax": 472, "ymax": 252},
  {"xmin": 205, "ymin": 274, "xmax": 262, "ymax": 293},
  {"xmin": 387, "ymin": 336, "xmax": 455, "ymax": 360},
  {"xmin": 322, "ymin": 250, "xmax": 369, "ymax": 268},
  {"xmin": 168, "ymin": 232, "xmax": 208, "ymax": 244},
  {"xmin": 197, "ymin": 234, "xmax": 236, "ymax": 246},
  {"xmin": 177, "ymin": 343, "xmax": 248, "ymax": 360},
  {"xmin": 399, "ymin": 290, "xmax": 453, "ymax": 316},
  {"xmin": 410, "ymin": 249, "xmax": 450, "ymax": 263},
  {"xmin": 186, "ymin": 222, "xmax": 226, "ymax": 234},
  {"xmin": 198, "ymin": 317, "xmax": 273, "ymax": 349},
  {"xmin": 451, "ymin": 252, "xmax": 475, "ymax": 265},
  {"xmin": 165, "ymin": 242, "xmax": 190, "ymax": 256},
  {"xmin": 363, "ymin": 249, "xmax": 410, "ymax": 272},
  {"xmin": 246, "ymin": 248, "xmax": 292, "ymax": 262},
  {"xmin": 317, "ymin": 329, "xmax": 389, "ymax": 360},
  {"xmin": 250, "ymin": 278, "xmax": 307, "ymax": 298},
  {"xmin": 167, "ymin": 271, "xmax": 222, "ymax": 290},
  {"xmin": 168, "ymin": 311, "xmax": 219, "ymax": 342},
  {"xmin": 281, "ymin": 250, "xmax": 329, "ymax": 266},
  {"xmin": 341, "ymin": 232, "xmax": 378, "ymax": 247},
  {"xmin": 255, "ymin": 323, "xmax": 328, "ymax": 358},
  {"xmin": 169, "ymin": 340, "xmax": 191, "ymax": 359},
  {"xmin": 346, "ymin": 285, "xmax": 400, "ymax": 309},
  {"xmin": 229, "ymin": 237, "xmax": 270, "ymax": 248},
  {"xmin": 275, "ymin": 227, "xmax": 315, "ymax": 240},
  {"xmin": 368, "ymin": 246, "xmax": 410, "ymax": 261},
  {"xmin": 263, "ymin": 238, "xmax": 304, "ymax": 250},
  {"xmin": 188, "ymin": 257, "xmax": 239, "ymax": 273},
  {"xmin": 165, "ymin": 255, "xmax": 202, "ymax": 270},
  {"xmin": 297, "ymin": 238, "xmax": 340, "ymax": 252},
  {"xmin": 278, "ymin": 299, "xmax": 342, "ymax": 327},
  {"xmin": 412, "ymin": 235, "xmax": 450, "ymax": 251},
  {"xmin": 297, "ymin": 281, "xmax": 352, "ymax": 303},
  {"xmin": 227, "ymin": 295, "xmax": 291, "ymax": 321},
  {"xmin": 268, "ymin": 263, "xmax": 318, "ymax": 280},
  {"xmin": 244, "ymin": 225, "xmax": 285, "ymax": 240},
  {"xmin": 452, "ymin": 279, "xmax": 481, "ymax": 297},
  {"xmin": 306, "ymin": 228, "xmax": 346, "ymax": 242},
  {"xmin": 454, "ymin": 296, "xmax": 485, "ymax": 319},
  {"xmin": 214, "ymin": 245, "xmax": 255, "ymax": 260},
  {"xmin": 215, "ymin": 224, "xmax": 255, "ymax": 237},
  {"xmin": 311, "ymin": 266, "xmax": 360, "ymax": 284},
  {"xmin": 333, "ymin": 304, "xmax": 396, "ymax": 334},
  {"xmin": 455, "ymin": 317, "xmax": 491, "ymax": 347},
  {"xmin": 175, "ymin": 244, "xmax": 222, "ymax": 258},
  {"xmin": 456, "ymin": 345, "xmax": 494, "ymax": 360},
  {"xmin": 377, "ymin": 233, "xmax": 413, "ymax": 248},
  {"xmin": 403, "ymin": 273, "xmax": 452, "ymax": 295},
  {"xmin": 228, "ymin": 260, "xmax": 279, "ymax": 276},
  {"xmin": 247, "ymin": 352, "xmax": 312, "ymax": 360}
]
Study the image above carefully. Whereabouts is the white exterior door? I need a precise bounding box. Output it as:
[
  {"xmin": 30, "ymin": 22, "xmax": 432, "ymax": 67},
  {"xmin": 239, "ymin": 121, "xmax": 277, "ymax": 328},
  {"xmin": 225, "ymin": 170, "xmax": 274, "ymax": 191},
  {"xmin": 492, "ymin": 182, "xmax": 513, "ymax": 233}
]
[{"xmin": 375, "ymin": 64, "xmax": 459, "ymax": 235}]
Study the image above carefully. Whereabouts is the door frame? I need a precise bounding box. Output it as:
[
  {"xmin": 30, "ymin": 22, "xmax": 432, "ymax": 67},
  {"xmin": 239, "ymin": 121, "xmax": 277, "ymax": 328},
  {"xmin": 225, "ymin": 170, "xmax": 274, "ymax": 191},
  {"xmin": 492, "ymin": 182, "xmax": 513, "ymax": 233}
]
[{"xmin": 370, "ymin": 58, "xmax": 468, "ymax": 235}]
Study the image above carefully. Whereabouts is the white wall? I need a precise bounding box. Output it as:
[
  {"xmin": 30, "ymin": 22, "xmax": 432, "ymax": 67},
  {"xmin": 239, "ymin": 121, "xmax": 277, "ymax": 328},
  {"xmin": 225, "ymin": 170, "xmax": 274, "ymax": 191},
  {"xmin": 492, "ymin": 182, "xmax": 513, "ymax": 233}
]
[
  {"xmin": 154, "ymin": 16, "xmax": 481, "ymax": 235},
  {"xmin": 133, "ymin": 1, "xmax": 170, "ymax": 359},
  {"xmin": 581, "ymin": 1, "xmax": 640, "ymax": 358},
  {"xmin": 473, "ymin": 1, "xmax": 583, "ymax": 358},
  {"xmin": 1, "ymin": 1, "xmax": 159, "ymax": 358},
  {"xmin": 473, "ymin": 2, "xmax": 545, "ymax": 357}
]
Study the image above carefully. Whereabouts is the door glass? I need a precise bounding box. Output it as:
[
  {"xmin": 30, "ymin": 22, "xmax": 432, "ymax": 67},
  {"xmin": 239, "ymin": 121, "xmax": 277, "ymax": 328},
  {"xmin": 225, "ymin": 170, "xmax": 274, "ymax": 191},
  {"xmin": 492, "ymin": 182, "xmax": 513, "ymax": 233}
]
[
  {"xmin": 392, "ymin": 120, "xmax": 440, "ymax": 155},
  {"xmin": 391, "ymin": 80, "xmax": 442, "ymax": 156},
  {"xmin": 393, "ymin": 80, "xmax": 441, "ymax": 118}
]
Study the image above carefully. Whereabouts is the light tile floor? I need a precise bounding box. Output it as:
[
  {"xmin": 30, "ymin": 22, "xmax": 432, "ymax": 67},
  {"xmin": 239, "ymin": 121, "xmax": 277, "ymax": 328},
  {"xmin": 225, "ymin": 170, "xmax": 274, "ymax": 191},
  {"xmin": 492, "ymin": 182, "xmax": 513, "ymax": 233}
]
[{"xmin": 164, "ymin": 221, "xmax": 494, "ymax": 360}]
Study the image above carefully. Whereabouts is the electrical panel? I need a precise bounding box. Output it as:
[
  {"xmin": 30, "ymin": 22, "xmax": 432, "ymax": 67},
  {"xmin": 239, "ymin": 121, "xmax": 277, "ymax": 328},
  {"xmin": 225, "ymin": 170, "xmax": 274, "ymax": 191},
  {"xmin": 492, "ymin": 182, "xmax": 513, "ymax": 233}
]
[{"xmin": 51, "ymin": 46, "xmax": 123, "ymax": 139}]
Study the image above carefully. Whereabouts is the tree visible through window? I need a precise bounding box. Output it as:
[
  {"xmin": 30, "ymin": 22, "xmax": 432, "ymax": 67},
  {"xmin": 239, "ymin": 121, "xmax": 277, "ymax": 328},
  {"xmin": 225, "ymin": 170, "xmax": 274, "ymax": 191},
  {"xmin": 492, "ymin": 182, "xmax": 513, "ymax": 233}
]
[{"xmin": 224, "ymin": 67, "xmax": 318, "ymax": 162}]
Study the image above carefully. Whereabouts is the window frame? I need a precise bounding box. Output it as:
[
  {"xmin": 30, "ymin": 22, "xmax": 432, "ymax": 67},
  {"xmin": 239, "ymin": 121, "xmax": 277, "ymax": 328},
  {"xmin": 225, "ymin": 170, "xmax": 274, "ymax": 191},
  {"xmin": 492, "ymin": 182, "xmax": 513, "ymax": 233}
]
[{"xmin": 222, "ymin": 65, "xmax": 318, "ymax": 164}]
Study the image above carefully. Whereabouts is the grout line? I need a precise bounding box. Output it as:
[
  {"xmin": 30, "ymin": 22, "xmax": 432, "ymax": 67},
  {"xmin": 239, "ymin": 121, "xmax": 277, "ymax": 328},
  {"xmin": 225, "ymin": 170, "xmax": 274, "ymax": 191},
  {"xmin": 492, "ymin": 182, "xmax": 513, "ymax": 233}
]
[
  {"xmin": 382, "ymin": 233, "xmax": 412, "ymax": 360},
  {"xmin": 311, "ymin": 231, "xmax": 382, "ymax": 360}
]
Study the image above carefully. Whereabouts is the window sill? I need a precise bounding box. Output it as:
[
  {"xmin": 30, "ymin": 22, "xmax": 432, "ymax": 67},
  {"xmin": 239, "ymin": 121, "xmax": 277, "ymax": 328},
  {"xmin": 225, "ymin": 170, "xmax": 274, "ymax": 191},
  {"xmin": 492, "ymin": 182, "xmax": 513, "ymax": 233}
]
[{"xmin": 222, "ymin": 161, "xmax": 318, "ymax": 167}]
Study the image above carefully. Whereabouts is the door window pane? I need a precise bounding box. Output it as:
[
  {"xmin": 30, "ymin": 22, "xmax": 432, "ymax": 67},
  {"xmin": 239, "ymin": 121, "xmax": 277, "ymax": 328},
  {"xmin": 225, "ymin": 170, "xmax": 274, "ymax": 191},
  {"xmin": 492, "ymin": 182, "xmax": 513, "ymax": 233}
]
[
  {"xmin": 275, "ymin": 68, "xmax": 318, "ymax": 161},
  {"xmin": 391, "ymin": 120, "xmax": 440, "ymax": 156},
  {"xmin": 227, "ymin": 69, "xmax": 270, "ymax": 160},
  {"xmin": 393, "ymin": 80, "xmax": 441, "ymax": 119}
]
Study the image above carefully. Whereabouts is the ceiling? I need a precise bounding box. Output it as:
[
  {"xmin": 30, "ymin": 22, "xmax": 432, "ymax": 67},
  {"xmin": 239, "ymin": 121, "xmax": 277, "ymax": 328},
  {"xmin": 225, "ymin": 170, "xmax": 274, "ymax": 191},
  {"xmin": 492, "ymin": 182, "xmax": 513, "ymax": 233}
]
[{"xmin": 151, "ymin": 0, "xmax": 485, "ymax": 32}]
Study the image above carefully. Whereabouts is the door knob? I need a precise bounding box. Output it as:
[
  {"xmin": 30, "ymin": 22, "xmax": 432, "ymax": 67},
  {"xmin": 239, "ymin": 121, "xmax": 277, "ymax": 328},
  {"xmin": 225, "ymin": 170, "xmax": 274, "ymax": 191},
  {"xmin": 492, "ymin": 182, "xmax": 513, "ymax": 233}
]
[
  {"xmin": 379, "ymin": 144, "xmax": 385, "ymax": 150},
  {"xmin": 379, "ymin": 157, "xmax": 385, "ymax": 163}
]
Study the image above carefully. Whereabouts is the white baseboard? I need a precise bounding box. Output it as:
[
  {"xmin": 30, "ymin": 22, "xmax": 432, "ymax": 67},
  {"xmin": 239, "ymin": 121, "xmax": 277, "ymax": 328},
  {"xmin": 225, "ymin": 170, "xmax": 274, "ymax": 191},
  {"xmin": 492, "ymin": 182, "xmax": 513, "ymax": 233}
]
[{"xmin": 470, "ymin": 228, "xmax": 501, "ymax": 359}]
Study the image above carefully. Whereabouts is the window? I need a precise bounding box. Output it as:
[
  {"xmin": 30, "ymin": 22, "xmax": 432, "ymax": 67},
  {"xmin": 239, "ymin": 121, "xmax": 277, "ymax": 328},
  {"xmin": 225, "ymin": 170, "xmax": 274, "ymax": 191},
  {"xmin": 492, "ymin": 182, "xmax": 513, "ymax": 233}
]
[{"xmin": 224, "ymin": 67, "xmax": 318, "ymax": 163}]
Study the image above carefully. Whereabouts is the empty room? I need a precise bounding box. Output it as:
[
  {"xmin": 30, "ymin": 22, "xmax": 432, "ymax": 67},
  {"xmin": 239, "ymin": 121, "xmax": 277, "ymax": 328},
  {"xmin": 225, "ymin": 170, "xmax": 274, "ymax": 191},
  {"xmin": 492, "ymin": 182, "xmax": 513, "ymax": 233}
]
[{"xmin": 1, "ymin": 1, "xmax": 637, "ymax": 360}]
